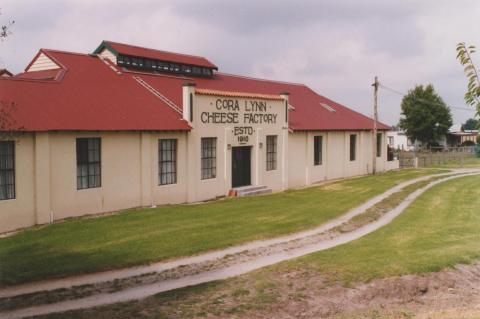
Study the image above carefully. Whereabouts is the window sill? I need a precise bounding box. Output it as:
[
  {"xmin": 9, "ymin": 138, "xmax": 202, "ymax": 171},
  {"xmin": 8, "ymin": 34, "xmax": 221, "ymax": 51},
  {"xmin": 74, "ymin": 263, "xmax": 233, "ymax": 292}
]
[
  {"xmin": 201, "ymin": 177, "xmax": 217, "ymax": 181},
  {"xmin": 158, "ymin": 183, "xmax": 178, "ymax": 187},
  {"xmin": 77, "ymin": 186, "xmax": 102, "ymax": 191}
]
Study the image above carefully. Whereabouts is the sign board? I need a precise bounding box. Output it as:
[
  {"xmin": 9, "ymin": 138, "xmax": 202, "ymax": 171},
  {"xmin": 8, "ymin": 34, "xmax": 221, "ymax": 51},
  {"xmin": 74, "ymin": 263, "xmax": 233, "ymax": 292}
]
[{"xmin": 200, "ymin": 98, "xmax": 280, "ymax": 144}]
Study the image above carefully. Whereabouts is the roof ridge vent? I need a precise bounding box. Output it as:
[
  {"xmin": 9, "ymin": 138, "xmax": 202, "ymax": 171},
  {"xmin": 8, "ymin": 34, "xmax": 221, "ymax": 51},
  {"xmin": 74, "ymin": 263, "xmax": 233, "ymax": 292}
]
[{"xmin": 319, "ymin": 102, "xmax": 336, "ymax": 112}]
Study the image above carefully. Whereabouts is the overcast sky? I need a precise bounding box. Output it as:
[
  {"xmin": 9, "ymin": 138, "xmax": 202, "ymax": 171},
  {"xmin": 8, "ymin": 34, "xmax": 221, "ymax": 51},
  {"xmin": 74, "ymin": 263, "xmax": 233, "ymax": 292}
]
[{"xmin": 1, "ymin": 0, "xmax": 479, "ymax": 125}]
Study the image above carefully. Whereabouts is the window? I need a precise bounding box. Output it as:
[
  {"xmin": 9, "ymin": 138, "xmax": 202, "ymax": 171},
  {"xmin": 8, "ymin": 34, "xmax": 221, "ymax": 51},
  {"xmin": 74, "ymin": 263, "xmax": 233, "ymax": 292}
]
[
  {"xmin": 376, "ymin": 133, "xmax": 382, "ymax": 157},
  {"xmin": 202, "ymin": 68, "xmax": 212, "ymax": 76},
  {"xmin": 182, "ymin": 65, "xmax": 192, "ymax": 73},
  {"xmin": 76, "ymin": 138, "xmax": 101, "ymax": 189},
  {"xmin": 169, "ymin": 64, "xmax": 180, "ymax": 72},
  {"xmin": 201, "ymin": 137, "xmax": 216, "ymax": 179},
  {"xmin": 266, "ymin": 135, "xmax": 277, "ymax": 171},
  {"xmin": 314, "ymin": 136, "xmax": 323, "ymax": 166},
  {"xmin": 388, "ymin": 136, "xmax": 394, "ymax": 147},
  {"xmin": 158, "ymin": 61, "xmax": 168, "ymax": 71},
  {"xmin": 0, "ymin": 141, "xmax": 15, "ymax": 200},
  {"xmin": 349, "ymin": 134, "xmax": 357, "ymax": 161},
  {"xmin": 192, "ymin": 66, "xmax": 201, "ymax": 75},
  {"xmin": 159, "ymin": 139, "xmax": 177, "ymax": 185}
]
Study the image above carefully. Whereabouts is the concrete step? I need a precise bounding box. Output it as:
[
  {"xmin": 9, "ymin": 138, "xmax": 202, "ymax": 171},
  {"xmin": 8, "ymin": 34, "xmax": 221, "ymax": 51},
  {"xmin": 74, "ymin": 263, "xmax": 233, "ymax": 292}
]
[
  {"xmin": 238, "ymin": 188, "xmax": 272, "ymax": 197},
  {"xmin": 233, "ymin": 185, "xmax": 271, "ymax": 197}
]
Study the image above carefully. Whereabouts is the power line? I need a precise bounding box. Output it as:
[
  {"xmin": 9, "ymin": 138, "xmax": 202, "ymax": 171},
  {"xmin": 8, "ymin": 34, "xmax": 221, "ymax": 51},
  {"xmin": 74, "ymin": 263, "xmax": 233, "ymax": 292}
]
[{"xmin": 378, "ymin": 83, "xmax": 476, "ymax": 112}]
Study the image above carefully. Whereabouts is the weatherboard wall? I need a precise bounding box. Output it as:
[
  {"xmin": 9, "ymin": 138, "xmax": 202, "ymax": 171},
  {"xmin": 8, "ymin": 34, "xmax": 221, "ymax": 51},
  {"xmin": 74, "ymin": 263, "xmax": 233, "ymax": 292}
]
[{"xmin": 0, "ymin": 128, "xmax": 395, "ymax": 234}]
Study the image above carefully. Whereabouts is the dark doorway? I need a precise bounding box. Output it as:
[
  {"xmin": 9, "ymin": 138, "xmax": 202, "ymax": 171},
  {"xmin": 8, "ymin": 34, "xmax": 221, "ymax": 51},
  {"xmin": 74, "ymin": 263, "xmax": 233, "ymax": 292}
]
[{"xmin": 232, "ymin": 146, "xmax": 251, "ymax": 188}]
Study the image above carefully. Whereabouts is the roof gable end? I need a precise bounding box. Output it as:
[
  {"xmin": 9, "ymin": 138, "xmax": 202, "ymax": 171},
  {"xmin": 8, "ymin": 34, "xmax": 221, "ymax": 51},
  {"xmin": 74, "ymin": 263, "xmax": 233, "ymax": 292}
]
[{"xmin": 25, "ymin": 50, "xmax": 62, "ymax": 72}]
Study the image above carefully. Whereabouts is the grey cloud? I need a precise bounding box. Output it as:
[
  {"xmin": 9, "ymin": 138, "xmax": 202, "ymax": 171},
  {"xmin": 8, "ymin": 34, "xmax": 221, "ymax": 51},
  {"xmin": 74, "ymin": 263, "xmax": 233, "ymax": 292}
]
[
  {"xmin": 172, "ymin": 0, "xmax": 423, "ymax": 33},
  {"xmin": 0, "ymin": 0, "xmax": 478, "ymax": 126}
]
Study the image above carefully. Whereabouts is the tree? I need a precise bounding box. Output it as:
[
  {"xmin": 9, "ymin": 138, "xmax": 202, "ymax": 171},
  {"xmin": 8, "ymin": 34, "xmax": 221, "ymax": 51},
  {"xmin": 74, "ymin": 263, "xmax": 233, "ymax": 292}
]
[
  {"xmin": 0, "ymin": 9, "xmax": 17, "ymax": 139},
  {"xmin": 462, "ymin": 118, "xmax": 479, "ymax": 131},
  {"xmin": 456, "ymin": 43, "xmax": 480, "ymax": 116},
  {"xmin": 0, "ymin": 9, "xmax": 14, "ymax": 40},
  {"xmin": 398, "ymin": 84, "xmax": 453, "ymax": 147}
]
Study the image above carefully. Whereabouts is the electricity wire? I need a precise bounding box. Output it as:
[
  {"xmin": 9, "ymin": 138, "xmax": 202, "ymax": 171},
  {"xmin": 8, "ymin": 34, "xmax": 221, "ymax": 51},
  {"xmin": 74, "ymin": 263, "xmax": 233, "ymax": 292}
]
[{"xmin": 378, "ymin": 83, "xmax": 476, "ymax": 112}]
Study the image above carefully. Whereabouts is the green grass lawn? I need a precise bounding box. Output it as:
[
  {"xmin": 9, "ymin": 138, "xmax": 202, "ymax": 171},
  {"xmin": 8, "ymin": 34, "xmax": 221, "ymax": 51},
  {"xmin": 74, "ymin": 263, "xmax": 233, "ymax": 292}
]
[
  {"xmin": 37, "ymin": 173, "xmax": 480, "ymax": 319},
  {"xmin": 278, "ymin": 174, "xmax": 480, "ymax": 284},
  {"xmin": 0, "ymin": 169, "xmax": 444, "ymax": 286}
]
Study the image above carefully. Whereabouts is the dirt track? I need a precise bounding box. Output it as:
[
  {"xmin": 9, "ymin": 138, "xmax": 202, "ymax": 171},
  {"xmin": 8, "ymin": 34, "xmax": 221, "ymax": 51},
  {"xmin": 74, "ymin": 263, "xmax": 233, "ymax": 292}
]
[{"xmin": 27, "ymin": 261, "xmax": 480, "ymax": 319}]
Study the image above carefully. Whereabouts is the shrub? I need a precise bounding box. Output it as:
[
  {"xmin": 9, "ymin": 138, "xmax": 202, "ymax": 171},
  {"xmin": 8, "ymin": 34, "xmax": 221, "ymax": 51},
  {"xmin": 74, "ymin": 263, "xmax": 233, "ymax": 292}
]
[{"xmin": 461, "ymin": 140, "xmax": 476, "ymax": 146}]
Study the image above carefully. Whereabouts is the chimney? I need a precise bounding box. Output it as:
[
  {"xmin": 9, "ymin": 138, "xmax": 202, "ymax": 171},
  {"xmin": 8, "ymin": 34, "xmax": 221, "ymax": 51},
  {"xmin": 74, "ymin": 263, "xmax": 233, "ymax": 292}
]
[
  {"xmin": 280, "ymin": 92, "xmax": 290, "ymax": 124},
  {"xmin": 182, "ymin": 82, "xmax": 196, "ymax": 123}
]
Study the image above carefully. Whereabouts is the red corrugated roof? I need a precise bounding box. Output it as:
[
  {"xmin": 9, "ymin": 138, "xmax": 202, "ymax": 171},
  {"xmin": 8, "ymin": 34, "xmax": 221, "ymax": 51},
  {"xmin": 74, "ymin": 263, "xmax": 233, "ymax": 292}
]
[
  {"xmin": 100, "ymin": 41, "xmax": 218, "ymax": 70},
  {"xmin": 0, "ymin": 49, "xmax": 190, "ymax": 132},
  {"xmin": 134, "ymin": 71, "xmax": 390, "ymax": 131},
  {"xmin": 14, "ymin": 69, "xmax": 63, "ymax": 80},
  {"xmin": 0, "ymin": 45, "xmax": 389, "ymax": 132}
]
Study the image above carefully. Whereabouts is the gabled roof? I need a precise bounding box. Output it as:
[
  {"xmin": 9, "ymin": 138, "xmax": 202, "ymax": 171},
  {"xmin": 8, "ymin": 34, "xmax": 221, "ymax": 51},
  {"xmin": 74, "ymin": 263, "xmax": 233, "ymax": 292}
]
[
  {"xmin": 94, "ymin": 40, "xmax": 218, "ymax": 70},
  {"xmin": 0, "ymin": 69, "xmax": 13, "ymax": 77},
  {"xmin": 0, "ymin": 44, "xmax": 389, "ymax": 132},
  {"xmin": 132, "ymin": 70, "xmax": 390, "ymax": 131},
  {"xmin": 0, "ymin": 49, "xmax": 190, "ymax": 132}
]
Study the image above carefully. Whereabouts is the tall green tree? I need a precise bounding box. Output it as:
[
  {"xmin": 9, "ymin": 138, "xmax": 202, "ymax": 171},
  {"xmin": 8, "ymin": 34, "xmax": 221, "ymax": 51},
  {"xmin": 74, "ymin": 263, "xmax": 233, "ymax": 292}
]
[
  {"xmin": 456, "ymin": 43, "xmax": 480, "ymax": 116},
  {"xmin": 399, "ymin": 84, "xmax": 453, "ymax": 147},
  {"xmin": 462, "ymin": 118, "xmax": 479, "ymax": 130}
]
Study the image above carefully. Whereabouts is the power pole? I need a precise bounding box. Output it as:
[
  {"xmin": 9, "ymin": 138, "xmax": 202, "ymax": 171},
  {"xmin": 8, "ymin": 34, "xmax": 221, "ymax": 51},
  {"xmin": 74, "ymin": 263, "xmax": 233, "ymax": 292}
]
[{"xmin": 371, "ymin": 76, "xmax": 379, "ymax": 174}]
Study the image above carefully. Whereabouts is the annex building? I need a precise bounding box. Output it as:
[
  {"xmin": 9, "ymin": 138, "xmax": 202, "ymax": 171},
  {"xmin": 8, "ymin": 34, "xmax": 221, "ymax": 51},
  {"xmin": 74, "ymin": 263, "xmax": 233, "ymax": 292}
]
[{"xmin": 0, "ymin": 41, "xmax": 397, "ymax": 233}]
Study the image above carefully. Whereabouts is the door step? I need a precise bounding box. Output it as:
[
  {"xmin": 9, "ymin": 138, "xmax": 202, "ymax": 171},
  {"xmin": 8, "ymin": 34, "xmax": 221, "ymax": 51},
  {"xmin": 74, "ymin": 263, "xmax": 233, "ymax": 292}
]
[{"xmin": 231, "ymin": 185, "xmax": 272, "ymax": 197}]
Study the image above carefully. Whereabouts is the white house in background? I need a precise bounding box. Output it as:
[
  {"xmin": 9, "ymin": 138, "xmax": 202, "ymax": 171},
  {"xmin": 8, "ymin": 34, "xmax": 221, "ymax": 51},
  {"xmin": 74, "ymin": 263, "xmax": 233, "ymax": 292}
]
[{"xmin": 387, "ymin": 130, "xmax": 415, "ymax": 151}]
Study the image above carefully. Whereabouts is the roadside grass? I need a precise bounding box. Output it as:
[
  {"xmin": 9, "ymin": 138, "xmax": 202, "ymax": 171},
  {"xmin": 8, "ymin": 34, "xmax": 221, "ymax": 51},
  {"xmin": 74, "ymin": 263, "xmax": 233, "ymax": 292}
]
[
  {"xmin": 35, "ymin": 174, "xmax": 480, "ymax": 319},
  {"xmin": 426, "ymin": 156, "xmax": 480, "ymax": 168},
  {"xmin": 291, "ymin": 174, "xmax": 480, "ymax": 286},
  {"xmin": 0, "ymin": 169, "xmax": 445, "ymax": 286}
]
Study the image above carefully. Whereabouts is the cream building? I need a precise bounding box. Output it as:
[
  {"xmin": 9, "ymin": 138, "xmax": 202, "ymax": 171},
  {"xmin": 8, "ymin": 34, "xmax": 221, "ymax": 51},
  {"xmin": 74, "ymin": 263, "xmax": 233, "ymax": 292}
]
[{"xmin": 0, "ymin": 41, "xmax": 398, "ymax": 234}]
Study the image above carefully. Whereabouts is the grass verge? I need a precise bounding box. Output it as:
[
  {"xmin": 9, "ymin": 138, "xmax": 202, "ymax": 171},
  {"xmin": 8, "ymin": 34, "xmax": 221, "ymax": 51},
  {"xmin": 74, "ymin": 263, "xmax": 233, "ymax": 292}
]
[
  {"xmin": 34, "ymin": 174, "xmax": 480, "ymax": 319},
  {"xmin": 0, "ymin": 169, "xmax": 445, "ymax": 286},
  {"xmin": 0, "ymin": 174, "xmax": 449, "ymax": 312},
  {"xmin": 425, "ymin": 156, "xmax": 480, "ymax": 168}
]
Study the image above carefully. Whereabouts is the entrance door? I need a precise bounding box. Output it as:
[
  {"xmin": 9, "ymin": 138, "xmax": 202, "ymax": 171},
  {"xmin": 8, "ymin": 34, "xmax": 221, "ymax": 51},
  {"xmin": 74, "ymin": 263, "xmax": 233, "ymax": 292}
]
[{"xmin": 232, "ymin": 146, "xmax": 251, "ymax": 188}]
